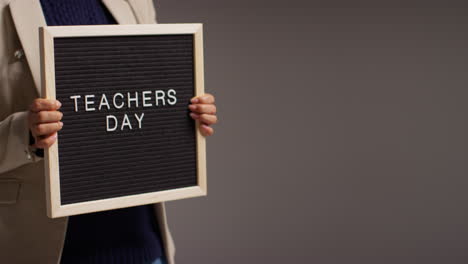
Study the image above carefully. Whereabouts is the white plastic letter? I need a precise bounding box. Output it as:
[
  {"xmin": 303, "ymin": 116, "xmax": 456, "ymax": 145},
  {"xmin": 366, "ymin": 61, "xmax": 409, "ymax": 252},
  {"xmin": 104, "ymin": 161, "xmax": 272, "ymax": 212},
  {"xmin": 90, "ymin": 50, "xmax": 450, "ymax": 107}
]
[
  {"xmin": 135, "ymin": 113, "xmax": 144, "ymax": 129},
  {"xmin": 106, "ymin": 115, "xmax": 118, "ymax": 132},
  {"xmin": 142, "ymin": 91, "xmax": 152, "ymax": 107},
  {"xmin": 167, "ymin": 89, "xmax": 177, "ymax": 105},
  {"xmin": 113, "ymin": 93, "xmax": 124, "ymax": 109},
  {"xmin": 70, "ymin": 95, "xmax": 81, "ymax": 112},
  {"xmin": 85, "ymin": 95, "xmax": 95, "ymax": 111},
  {"xmin": 121, "ymin": 114, "xmax": 132, "ymax": 130},
  {"xmin": 155, "ymin": 90, "xmax": 166, "ymax": 106},
  {"xmin": 99, "ymin": 94, "xmax": 110, "ymax": 110},
  {"xmin": 127, "ymin": 92, "xmax": 139, "ymax": 108}
]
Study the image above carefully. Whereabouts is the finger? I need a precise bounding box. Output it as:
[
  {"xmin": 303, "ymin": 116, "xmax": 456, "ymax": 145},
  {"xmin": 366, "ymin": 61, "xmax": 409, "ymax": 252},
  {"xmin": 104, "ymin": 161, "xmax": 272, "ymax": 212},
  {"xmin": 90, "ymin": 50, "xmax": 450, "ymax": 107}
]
[
  {"xmin": 190, "ymin": 93, "xmax": 215, "ymax": 104},
  {"xmin": 198, "ymin": 114, "xmax": 217, "ymax": 125},
  {"xmin": 189, "ymin": 112, "xmax": 200, "ymax": 120},
  {"xmin": 199, "ymin": 124, "xmax": 214, "ymax": 136},
  {"xmin": 33, "ymin": 132, "xmax": 58, "ymax": 149},
  {"xmin": 29, "ymin": 111, "xmax": 63, "ymax": 124},
  {"xmin": 30, "ymin": 99, "xmax": 61, "ymax": 112},
  {"xmin": 31, "ymin": 122, "xmax": 63, "ymax": 137},
  {"xmin": 188, "ymin": 104, "xmax": 216, "ymax": 114}
]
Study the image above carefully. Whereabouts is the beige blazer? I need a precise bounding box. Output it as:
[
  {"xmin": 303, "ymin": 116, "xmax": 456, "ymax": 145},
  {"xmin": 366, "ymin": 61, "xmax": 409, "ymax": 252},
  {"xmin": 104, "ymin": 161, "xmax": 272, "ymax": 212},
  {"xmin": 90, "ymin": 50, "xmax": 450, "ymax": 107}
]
[{"xmin": 0, "ymin": 0, "xmax": 176, "ymax": 263}]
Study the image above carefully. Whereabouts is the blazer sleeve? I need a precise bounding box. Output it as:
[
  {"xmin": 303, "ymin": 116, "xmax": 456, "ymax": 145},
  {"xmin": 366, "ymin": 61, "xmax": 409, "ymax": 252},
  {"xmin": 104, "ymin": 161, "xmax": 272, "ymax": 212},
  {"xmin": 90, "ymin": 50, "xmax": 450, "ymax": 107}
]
[{"xmin": 0, "ymin": 111, "xmax": 42, "ymax": 174}]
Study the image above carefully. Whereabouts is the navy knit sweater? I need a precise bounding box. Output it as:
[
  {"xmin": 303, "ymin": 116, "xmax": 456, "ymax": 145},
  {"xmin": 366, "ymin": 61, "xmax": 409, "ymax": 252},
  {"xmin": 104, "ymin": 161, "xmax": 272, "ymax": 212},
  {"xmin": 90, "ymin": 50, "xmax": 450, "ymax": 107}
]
[{"xmin": 39, "ymin": 1, "xmax": 165, "ymax": 263}]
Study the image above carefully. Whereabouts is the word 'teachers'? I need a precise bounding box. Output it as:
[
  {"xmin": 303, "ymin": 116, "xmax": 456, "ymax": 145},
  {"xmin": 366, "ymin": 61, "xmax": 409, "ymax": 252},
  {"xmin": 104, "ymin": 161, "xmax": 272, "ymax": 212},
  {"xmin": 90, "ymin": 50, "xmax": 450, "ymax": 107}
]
[{"xmin": 69, "ymin": 89, "xmax": 177, "ymax": 132}]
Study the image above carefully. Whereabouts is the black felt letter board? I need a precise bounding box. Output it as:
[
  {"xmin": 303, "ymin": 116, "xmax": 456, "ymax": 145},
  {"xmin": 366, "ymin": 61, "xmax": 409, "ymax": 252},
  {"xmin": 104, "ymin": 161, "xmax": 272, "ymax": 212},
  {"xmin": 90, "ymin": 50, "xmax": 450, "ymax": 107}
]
[{"xmin": 54, "ymin": 34, "xmax": 198, "ymax": 205}]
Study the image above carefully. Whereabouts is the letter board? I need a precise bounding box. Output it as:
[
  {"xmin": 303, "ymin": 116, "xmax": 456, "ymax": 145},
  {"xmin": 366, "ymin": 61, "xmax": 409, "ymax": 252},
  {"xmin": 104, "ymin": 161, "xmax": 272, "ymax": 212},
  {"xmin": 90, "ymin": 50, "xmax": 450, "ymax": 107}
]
[{"xmin": 39, "ymin": 24, "xmax": 206, "ymax": 218}]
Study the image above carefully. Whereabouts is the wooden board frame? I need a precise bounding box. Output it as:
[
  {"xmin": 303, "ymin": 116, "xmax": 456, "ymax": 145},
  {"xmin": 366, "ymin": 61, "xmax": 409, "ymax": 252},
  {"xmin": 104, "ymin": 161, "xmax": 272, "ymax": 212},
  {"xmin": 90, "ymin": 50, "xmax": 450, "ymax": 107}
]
[{"xmin": 39, "ymin": 24, "xmax": 206, "ymax": 218}]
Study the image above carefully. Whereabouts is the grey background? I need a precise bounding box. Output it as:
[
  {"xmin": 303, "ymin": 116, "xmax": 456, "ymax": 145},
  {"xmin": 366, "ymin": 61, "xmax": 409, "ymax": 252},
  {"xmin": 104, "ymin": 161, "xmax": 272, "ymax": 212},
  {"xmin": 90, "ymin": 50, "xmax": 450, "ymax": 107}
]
[{"xmin": 156, "ymin": 1, "xmax": 468, "ymax": 263}]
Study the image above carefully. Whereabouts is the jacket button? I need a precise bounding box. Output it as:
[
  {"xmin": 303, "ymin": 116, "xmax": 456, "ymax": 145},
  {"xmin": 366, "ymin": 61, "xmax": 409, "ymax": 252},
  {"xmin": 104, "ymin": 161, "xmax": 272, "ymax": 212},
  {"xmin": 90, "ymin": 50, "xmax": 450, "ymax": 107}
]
[
  {"xmin": 14, "ymin": 49, "xmax": 24, "ymax": 60},
  {"xmin": 24, "ymin": 149, "xmax": 32, "ymax": 160}
]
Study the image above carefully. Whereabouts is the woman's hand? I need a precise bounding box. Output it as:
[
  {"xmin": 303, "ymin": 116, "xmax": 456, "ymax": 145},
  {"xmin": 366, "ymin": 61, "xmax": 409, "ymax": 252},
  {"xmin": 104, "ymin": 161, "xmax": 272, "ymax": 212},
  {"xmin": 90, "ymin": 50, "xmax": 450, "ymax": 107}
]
[
  {"xmin": 188, "ymin": 93, "xmax": 217, "ymax": 136},
  {"xmin": 28, "ymin": 98, "xmax": 64, "ymax": 148}
]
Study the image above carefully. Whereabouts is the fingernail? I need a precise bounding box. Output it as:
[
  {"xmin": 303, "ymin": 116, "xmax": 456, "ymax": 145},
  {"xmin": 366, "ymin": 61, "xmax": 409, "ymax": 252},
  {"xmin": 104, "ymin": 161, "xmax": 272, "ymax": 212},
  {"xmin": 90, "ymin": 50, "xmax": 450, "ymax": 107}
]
[
  {"xmin": 190, "ymin": 113, "xmax": 198, "ymax": 118},
  {"xmin": 59, "ymin": 121, "xmax": 63, "ymax": 127},
  {"xmin": 188, "ymin": 104, "xmax": 196, "ymax": 110},
  {"xmin": 191, "ymin": 98, "xmax": 199, "ymax": 103},
  {"xmin": 56, "ymin": 101, "xmax": 62, "ymax": 108}
]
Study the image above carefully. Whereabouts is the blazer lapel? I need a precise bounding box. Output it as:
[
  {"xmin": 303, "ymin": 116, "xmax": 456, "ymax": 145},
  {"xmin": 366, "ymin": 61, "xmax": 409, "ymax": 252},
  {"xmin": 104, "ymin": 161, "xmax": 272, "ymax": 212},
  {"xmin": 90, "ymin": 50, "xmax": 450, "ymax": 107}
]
[
  {"xmin": 8, "ymin": 0, "xmax": 137, "ymax": 97},
  {"xmin": 8, "ymin": 0, "xmax": 46, "ymax": 96},
  {"xmin": 101, "ymin": 0, "xmax": 138, "ymax": 24}
]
